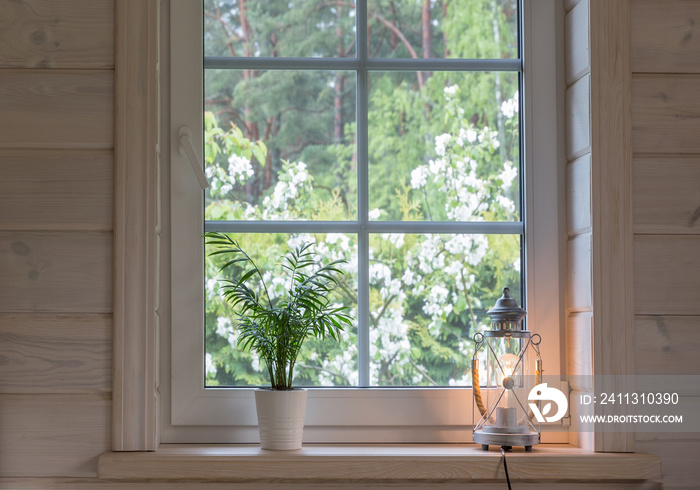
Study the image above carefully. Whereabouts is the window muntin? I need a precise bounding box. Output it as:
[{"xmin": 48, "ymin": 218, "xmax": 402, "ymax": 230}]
[
  {"xmin": 203, "ymin": 0, "xmax": 522, "ymax": 389},
  {"xmin": 167, "ymin": 0, "xmax": 562, "ymax": 443}
]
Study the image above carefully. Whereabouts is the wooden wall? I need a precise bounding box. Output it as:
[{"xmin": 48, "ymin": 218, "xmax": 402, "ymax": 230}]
[
  {"xmin": 563, "ymin": 0, "xmax": 637, "ymax": 454},
  {"xmin": 630, "ymin": 1, "xmax": 700, "ymax": 489},
  {"xmin": 0, "ymin": 0, "xmax": 113, "ymax": 479},
  {"xmin": 565, "ymin": 0, "xmax": 700, "ymax": 486},
  {"xmin": 0, "ymin": 0, "xmax": 689, "ymax": 488}
]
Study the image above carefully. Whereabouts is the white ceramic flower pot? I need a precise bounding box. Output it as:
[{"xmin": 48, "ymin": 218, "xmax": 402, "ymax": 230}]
[{"xmin": 255, "ymin": 388, "xmax": 307, "ymax": 450}]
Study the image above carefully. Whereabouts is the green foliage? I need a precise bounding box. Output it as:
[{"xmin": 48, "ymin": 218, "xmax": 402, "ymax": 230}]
[
  {"xmin": 202, "ymin": 0, "xmax": 522, "ymax": 388},
  {"xmin": 205, "ymin": 232, "xmax": 353, "ymax": 390}
]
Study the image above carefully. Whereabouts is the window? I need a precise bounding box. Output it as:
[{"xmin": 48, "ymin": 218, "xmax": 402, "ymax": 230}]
[{"xmin": 164, "ymin": 0, "xmax": 562, "ymax": 444}]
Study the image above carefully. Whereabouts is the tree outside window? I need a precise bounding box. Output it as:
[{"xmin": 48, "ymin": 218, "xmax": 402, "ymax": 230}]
[{"xmin": 202, "ymin": 0, "xmax": 522, "ymax": 388}]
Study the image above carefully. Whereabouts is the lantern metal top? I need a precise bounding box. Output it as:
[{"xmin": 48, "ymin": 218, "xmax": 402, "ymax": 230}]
[{"xmin": 486, "ymin": 287, "xmax": 526, "ymax": 330}]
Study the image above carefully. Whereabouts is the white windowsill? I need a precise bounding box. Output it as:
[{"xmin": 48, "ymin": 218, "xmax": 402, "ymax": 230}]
[{"xmin": 98, "ymin": 444, "xmax": 660, "ymax": 482}]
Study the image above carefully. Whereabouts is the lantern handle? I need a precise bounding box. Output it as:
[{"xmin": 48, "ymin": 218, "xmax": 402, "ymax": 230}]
[
  {"xmin": 471, "ymin": 332, "xmax": 488, "ymax": 419},
  {"xmin": 473, "ymin": 332, "xmax": 484, "ymax": 355}
]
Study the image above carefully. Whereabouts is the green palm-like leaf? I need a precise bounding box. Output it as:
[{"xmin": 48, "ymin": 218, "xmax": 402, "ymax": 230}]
[{"xmin": 205, "ymin": 232, "xmax": 351, "ymax": 390}]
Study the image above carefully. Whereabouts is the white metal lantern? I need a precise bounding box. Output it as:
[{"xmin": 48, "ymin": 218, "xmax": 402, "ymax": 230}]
[{"xmin": 472, "ymin": 287, "xmax": 542, "ymax": 451}]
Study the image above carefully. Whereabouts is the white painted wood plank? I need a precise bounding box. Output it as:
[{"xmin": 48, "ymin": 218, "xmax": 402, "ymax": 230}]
[
  {"xmin": 632, "ymin": 75, "xmax": 700, "ymax": 154},
  {"xmin": 0, "ymin": 231, "xmax": 112, "ymax": 313},
  {"xmin": 97, "ymin": 444, "xmax": 661, "ymax": 481},
  {"xmin": 565, "ymin": 0, "xmax": 589, "ymax": 86},
  {"xmin": 634, "ymin": 236, "xmax": 700, "ymax": 315},
  {"xmin": 566, "ymin": 312, "xmax": 593, "ymax": 389},
  {"xmin": 566, "ymin": 233, "xmax": 592, "ymax": 310},
  {"xmin": 0, "ymin": 313, "xmax": 111, "ymax": 393},
  {"xmin": 0, "ymin": 479, "xmax": 663, "ymax": 490},
  {"xmin": 566, "ymin": 153, "xmax": 592, "ymax": 236},
  {"xmin": 631, "ymin": 0, "xmax": 700, "ymax": 74},
  {"xmin": 635, "ymin": 315, "xmax": 700, "ymax": 375},
  {"xmin": 112, "ymin": 0, "xmax": 160, "ymax": 452},
  {"xmin": 635, "ymin": 440, "xmax": 700, "ymax": 489},
  {"xmin": 0, "ymin": 0, "xmax": 114, "ymax": 69},
  {"xmin": 0, "ymin": 70, "xmax": 113, "ymax": 149},
  {"xmin": 565, "ymin": 74, "xmax": 591, "ymax": 161},
  {"xmin": 0, "ymin": 394, "xmax": 110, "ymax": 477},
  {"xmin": 633, "ymin": 156, "xmax": 700, "ymax": 235},
  {"xmin": 0, "ymin": 150, "xmax": 113, "ymax": 231},
  {"xmin": 589, "ymin": 0, "xmax": 634, "ymax": 453}
]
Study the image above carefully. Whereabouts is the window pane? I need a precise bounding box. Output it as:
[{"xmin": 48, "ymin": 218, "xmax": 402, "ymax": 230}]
[
  {"xmin": 204, "ymin": 69, "xmax": 357, "ymax": 221},
  {"xmin": 205, "ymin": 233, "xmax": 358, "ymax": 387},
  {"xmin": 369, "ymin": 233, "xmax": 521, "ymax": 386},
  {"xmin": 204, "ymin": 0, "xmax": 356, "ymax": 58},
  {"xmin": 368, "ymin": 71, "xmax": 520, "ymax": 222},
  {"xmin": 367, "ymin": 0, "xmax": 517, "ymax": 59}
]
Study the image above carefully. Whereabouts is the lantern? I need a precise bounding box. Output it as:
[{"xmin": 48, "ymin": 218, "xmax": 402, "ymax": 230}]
[{"xmin": 472, "ymin": 287, "xmax": 542, "ymax": 451}]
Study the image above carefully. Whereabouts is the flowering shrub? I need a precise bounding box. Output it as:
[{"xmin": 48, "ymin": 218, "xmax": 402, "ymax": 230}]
[{"xmin": 204, "ymin": 87, "xmax": 521, "ymax": 387}]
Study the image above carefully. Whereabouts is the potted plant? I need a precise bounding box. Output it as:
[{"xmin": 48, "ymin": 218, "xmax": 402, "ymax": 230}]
[{"xmin": 205, "ymin": 232, "xmax": 352, "ymax": 450}]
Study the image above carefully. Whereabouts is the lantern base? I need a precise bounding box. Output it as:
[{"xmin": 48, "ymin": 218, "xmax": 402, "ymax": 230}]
[{"xmin": 473, "ymin": 429, "xmax": 540, "ymax": 450}]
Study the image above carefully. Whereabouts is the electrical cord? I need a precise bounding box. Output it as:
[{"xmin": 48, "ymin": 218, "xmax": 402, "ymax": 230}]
[{"xmin": 501, "ymin": 447, "xmax": 512, "ymax": 490}]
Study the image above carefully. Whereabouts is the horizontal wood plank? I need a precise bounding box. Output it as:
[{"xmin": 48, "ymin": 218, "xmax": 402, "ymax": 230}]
[
  {"xmin": 634, "ymin": 235, "xmax": 700, "ymax": 315},
  {"xmin": 0, "ymin": 394, "xmax": 110, "ymax": 477},
  {"xmin": 0, "ymin": 70, "xmax": 113, "ymax": 149},
  {"xmin": 633, "ymin": 156, "xmax": 700, "ymax": 234},
  {"xmin": 631, "ymin": 0, "xmax": 700, "ymax": 74},
  {"xmin": 0, "ymin": 479, "xmax": 663, "ymax": 490},
  {"xmin": 635, "ymin": 440, "xmax": 700, "ymax": 489},
  {"xmin": 635, "ymin": 315, "xmax": 700, "ymax": 375},
  {"xmin": 632, "ymin": 75, "xmax": 700, "ymax": 154},
  {"xmin": 565, "ymin": 0, "xmax": 590, "ymax": 86},
  {"xmin": 0, "ymin": 150, "xmax": 113, "ymax": 231},
  {"xmin": 0, "ymin": 313, "xmax": 111, "ymax": 393},
  {"xmin": 566, "ymin": 74, "xmax": 591, "ymax": 161},
  {"xmin": 0, "ymin": 231, "xmax": 112, "ymax": 313},
  {"xmin": 0, "ymin": 0, "xmax": 114, "ymax": 69},
  {"xmin": 97, "ymin": 444, "xmax": 660, "ymax": 481}
]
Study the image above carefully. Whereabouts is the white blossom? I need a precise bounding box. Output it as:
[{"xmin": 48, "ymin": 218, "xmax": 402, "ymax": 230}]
[
  {"xmin": 216, "ymin": 316, "xmax": 232, "ymax": 338},
  {"xmin": 513, "ymin": 258, "xmax": 521, "ymax": 273},
  {"xmin": 500, "ymin": 91, "xmax": 519, "ymax": 119},
  {"xmin": 434, "ymin": 133, "xmax": 452, "ymax": 157},
  {"xmin": 499, "ymin": 161, "xmax": 518, "ymax": 188},
  {"xmin": 460, "ymin": 127, "xmax": 478, "ymax": 144},
  {"xmin": 205, "ymin": 353, "xmax": 217, "ymax": 376},
  {"xmin": 496, "ymin": 194, "xmax": 516, "ymax": 214},
  {"xmin": 428, "ymin": 158, "xmax": 446, "ymax": 176},
  {"xmin": 228, "ymin": 154, "xmax": 254, "ymax": 183},
  {"xmin": 443, "ymin": 84, "xmax": 458, "ymax": 97},
  {"xmin": 382, "ymin": 233, "xmax": 404, "ymax": 249},
  {"xmin": 443, "ymin": 85, "xmax": 459, "ymax": 98},
  {"xmin": 402, "ymin": 268, "xmax": 415, "ymax": 286},
  {"xmin": 410, "ymin": 166, "xmax": 428, "ymax": 189},
  {"xmin": 287, "ymin": 233, "xmax": 315, "ymax": 250}
]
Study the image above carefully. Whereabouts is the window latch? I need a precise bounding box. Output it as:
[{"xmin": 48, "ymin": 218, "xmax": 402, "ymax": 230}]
[{"xmin": 178, "ymin": 126, "xmax": 210, "ymax": 189}]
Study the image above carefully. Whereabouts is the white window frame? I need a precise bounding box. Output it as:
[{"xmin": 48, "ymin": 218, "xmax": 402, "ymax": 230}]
[{"xmin": 162, "ymin": 0, "xmax": 563, "ymax": 444}]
